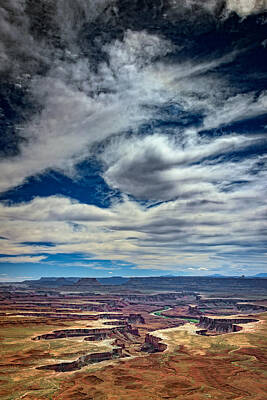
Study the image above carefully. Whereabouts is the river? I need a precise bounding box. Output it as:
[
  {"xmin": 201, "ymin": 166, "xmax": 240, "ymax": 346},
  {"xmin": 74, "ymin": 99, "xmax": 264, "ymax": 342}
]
[{"xmin": 150, "ymin": 307, "xmax": 199, "ymax": 323}]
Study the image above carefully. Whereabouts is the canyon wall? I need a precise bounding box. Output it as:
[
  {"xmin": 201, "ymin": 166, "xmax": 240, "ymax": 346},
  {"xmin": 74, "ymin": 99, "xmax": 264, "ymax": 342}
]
[
  {"xmin": 38, "ymin": 347, "xmax": 123, "ymax": 372},
  {"xmin": 33, "ymin": 325, "xmax": 139, "ymax": 341},
  {"xmin": 141, "ymin": 333, "xmax": 167, "ymax": 353},
  {"xmin": 197, "ymin": 316, "xmax": 258, "ymax": 334}
]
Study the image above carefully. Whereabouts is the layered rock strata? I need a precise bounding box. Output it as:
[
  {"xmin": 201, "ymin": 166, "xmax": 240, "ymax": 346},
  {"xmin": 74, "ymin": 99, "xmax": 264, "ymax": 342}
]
[
  {"xmin": 197, "ymin": 316, "xmax": 258, "ymax": 334},
  {"xmin": 38, "ymin": 347, "xmax": 122, "ymax": 372},
  {"xmin": 33, "ymin": 325, "xmax": 139, "ymax": 341},
  {"xmin": 141, "ymin": 333, "xmax": 167, "ymax": 353}
]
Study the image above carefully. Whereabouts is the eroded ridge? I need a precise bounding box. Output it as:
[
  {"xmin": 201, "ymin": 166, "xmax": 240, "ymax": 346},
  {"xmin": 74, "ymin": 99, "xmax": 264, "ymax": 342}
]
[
  {"xmin": 37, "ymin": 348, "xmax": 123, "ymax": 372},
  {"xmin": 196, "ymin": 316, "xmax": 259, "ymax": 335},
  {"xmin": 141, "ymin": 333, "xmax": 167, "ymax": 353},
  {"xmin": 0, "ymin": 277, "xmax": 266, "ymax": 400},
  {"xmin": 33, "ymin": 325, "xmax": 140, "ymax": 341}
]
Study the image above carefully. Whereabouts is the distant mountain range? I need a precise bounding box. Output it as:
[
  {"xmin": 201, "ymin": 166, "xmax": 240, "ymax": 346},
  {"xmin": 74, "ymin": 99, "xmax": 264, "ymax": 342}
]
[
  {"xmin": 20, "ymin": 273, "xmax": 267, "ymax": 287},
  {"xmin": 252, "ymin": 273, "xmax": 267, "ymax": 278},
  {"xmin": 162, "ymin": 273, "xmax": 267, "ymax": 278},
  {"xmin": 22, "ymin": 276, "xmax": 130, "ymax": 286},
  {"xmin": 207, "ymin": 273, "xmax": 267, "ymax": 278}
]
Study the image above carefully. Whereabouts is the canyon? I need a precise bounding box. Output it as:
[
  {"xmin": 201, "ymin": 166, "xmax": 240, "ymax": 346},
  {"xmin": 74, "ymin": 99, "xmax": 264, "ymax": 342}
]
[{"xmin": 0, "ymin": 276, "xmax": 266, "ymax": 399}]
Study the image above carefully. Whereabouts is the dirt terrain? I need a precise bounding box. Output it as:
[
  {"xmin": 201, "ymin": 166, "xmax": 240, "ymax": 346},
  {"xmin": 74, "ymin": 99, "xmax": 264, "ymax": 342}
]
[{"xmin": 0, "ymin": 279, "xmax": 266, "ymax": 399}]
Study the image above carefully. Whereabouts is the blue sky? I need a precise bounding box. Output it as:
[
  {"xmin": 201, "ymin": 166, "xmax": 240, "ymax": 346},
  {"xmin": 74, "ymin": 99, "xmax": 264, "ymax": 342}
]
[{"xmin": 0, "ymin": 1, "xmax": 266, "ymax": 281}]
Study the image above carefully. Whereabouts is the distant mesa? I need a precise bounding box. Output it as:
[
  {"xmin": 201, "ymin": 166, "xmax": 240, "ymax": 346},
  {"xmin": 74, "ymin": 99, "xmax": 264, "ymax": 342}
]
[
  {"xmin": 20, "ymin": 275, "xmax": 267, "ymax": 291},
  {"xmin": 39, "ymin": 277, "xmax": 78, "ymax": 282},
  {"xmin": 54, "ymin": 277, "xmax": 78, "ymax": 285},
  {"xmin": 97, "ymin": 276, "xmax": 129, "ymax": 285},
  {"xmin": 24, "ymin": 277, "xmax": 79, "ymax": 286},
  {"xmin": 24, "ymin": 277, "xmax": 102, "ymax": 287},
  {"xmin": 22, "ymin": 276, "xmax": 130, "ymax": 287},
  {"xmin": 75, "ymin": 278, "xmax": 101, "ymax": 286}
]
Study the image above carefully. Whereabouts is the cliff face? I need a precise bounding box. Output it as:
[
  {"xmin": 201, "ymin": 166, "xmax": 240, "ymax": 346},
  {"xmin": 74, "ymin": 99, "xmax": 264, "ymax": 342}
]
[
  {"xmin": 33, "ymin": 328, "xmax": 95, "ymax": 340},
  {"xmin": 25, "ymin": 277, "xmax": 79, "ymax": 287},
  {"xmin": 98, "ymin": 312, "xmax": 145, "ymax": 324},
  {"xmin": 236, "ymin": 303, "xmax": 267, "ymax": 313},
  {"xmin": 38, "ymin": 347, "xmax": 123, "ymax": 372},
  {"xmin": 127, "ymin": 313, "xmax": 145, "ymax": 324},
  {"xmin": 33, "ymin": 325, "xmax": 139, "ymax": 341},
  {"xmin": 197, "ymin": 316, "xmax": 258, "ymax": 334},
  {"xmin": 188, "ymin": 305, "xmax": 202, "ymax": 315},
  {"xmin": 75, "ymin": 278, "xmax": 100, "ymax": 286},
  {"xmin": 141, "ymin": 333, "xmax": 167, "ymax": 353},
  {"xmin": 13, "ymin": 312, "xmax": 98, "ymax": 320},
  {"xmin": 120, "ymin": 293, "xmax": 185, "ymax": 303}
]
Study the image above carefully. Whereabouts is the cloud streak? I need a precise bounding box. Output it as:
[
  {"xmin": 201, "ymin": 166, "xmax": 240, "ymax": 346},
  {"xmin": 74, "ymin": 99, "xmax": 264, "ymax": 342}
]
[
  {"xmin": 0, "ymin": 255, "xmax": 47, "ymax": 263},
  {"xmin": 0, "ymin": 1, "xmax": 266, "ymax": 276},
  {"xmin": 0, "ymin": 184, "xmax": 266, "ymax": 273},
  {"xmin": 100, "ymin": 133, "xmax": 265, "ymax": 201}
]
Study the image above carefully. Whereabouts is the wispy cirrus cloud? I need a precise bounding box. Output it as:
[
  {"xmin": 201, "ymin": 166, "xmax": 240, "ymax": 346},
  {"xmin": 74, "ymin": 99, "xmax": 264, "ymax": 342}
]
[
  {"xmin": 0, "ymin": 28, "xmax": 175, "ymax": 193},
  {"xmin": 0, "ymin": 1, "xmax": 266, "ymax": 277},
  {"xmin": 0, "ymin": 0, "xmax": 261, "ymax": 194}
]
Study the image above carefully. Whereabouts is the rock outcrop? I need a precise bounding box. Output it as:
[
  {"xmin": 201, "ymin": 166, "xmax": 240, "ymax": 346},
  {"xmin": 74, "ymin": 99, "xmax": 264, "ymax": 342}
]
[
  {"xmin": 38, "ymin": 347, "xmax": 123, "ymax": 372},
  {"xmin": 127, "ymin": 313, "xmax": 145, "ymax": 324},
  {"xmin": 98, "ymin": 313, "xmax": 145, "ymax": 324},
  {"xmin": 13, "ymin": 312, "xmax": 99, "ymax": 320},
  {"xmin": 236, "ymin": 303, "xmax": 267, "ymax": 313},
  {"xmin": 33, "ymin": 328, "xmax": 98, "ymax": 340},
  {"xmin": 188, "ymin": 305, "xmax": 202, "ymax": 315},
  {"xmin": 141, "ymin": 333, "xmax": 167, "ymax": 353},
  {"xmin": 197, "ymin": 316, "xmax": 258, "ymax": 334},
  {"xmin": 33, "ymin": 324, "xmax": 139, "ymax": 341},
  {"xmin": 120, "ymin": 292, "xmax": 186, "ymax": 303}
]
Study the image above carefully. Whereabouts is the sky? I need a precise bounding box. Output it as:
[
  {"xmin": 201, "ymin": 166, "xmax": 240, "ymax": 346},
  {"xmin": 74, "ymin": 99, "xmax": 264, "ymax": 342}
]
[{"xmin": 0, "ymin": 0, "xmax": 266, "ymax": 281}]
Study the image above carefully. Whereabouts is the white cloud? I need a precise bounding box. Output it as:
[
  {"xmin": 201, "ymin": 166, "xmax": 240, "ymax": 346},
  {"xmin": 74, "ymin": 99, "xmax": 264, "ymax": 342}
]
[
  {"xmin": 225, "ymin": 0, "xmax": 267, "ymax": 17},
  {"xmin": 0, "ymin": 0, "xmax": 249, "ymax": 196},
  {"xmin": 0, "ymin": 28, "xmax": 176, "ymax": 193},
  {"xmin": 0, "ymin": 196, "xmax": 113, "ymax": 222},
  {"xmin": 0, "ymin": 255, "xmax": 47, "ymax": 263},
  {"xmin": 203, "ymin": 91, "xmax": 267, "ymax": 130},
  {"xmin": 0, "ymin": 1, "xmax": 266, "ymax": 277},
  {"xmin": 100, "ymin": 133, "xmax": 263, "ymax": 201},
  {"xmin": 0, "ymin": 185, "xmax": 266, "ymax": 273},
  {"xmin": 0, "ymin": 1, "xmax": 260, "ymax": 196},
  {"xmin": 168, "ymin": 0, "xmax": 267, "ymax": 18},
  {"xmin": 0, "ymin": 275, "xmax": 34, "ymax": 282}
]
